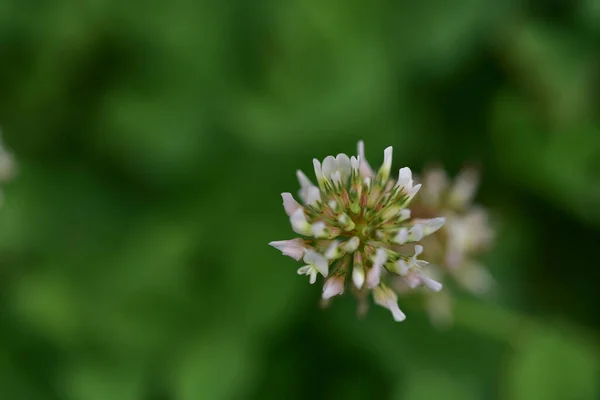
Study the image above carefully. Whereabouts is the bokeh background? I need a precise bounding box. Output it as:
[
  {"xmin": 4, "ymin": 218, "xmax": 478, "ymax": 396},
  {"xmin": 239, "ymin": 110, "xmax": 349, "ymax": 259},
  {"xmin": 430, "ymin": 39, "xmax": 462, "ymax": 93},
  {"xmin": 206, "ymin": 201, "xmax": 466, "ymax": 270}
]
[{"xmin": 1, "ymin": 0, "xmax": 600, "ymax": 399}]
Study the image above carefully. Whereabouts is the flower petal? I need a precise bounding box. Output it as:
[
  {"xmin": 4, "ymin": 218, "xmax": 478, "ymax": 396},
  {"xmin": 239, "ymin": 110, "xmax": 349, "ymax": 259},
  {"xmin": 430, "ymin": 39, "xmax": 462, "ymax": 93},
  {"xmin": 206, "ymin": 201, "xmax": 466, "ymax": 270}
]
[
  {"xmin": 269, "ymin": 239, "xmax": 306, "ymax": 261},
  {"xmin": 321, "ymin": 155, "xmax": 337, "ymax": 179},
  {"xmin": 322, "ymin": 276, "xmax": 345, "ymax": 299},
  {"xmin": 281, "ymin": 193, "xmax": 302, "ymax": 216},
  {"xmin": 335, "ymin": 153, "xmax": 352, "ymax": 183},
  {"xmin": 357, "ymin": 140, "xmax": 374, "ymax": 178}
]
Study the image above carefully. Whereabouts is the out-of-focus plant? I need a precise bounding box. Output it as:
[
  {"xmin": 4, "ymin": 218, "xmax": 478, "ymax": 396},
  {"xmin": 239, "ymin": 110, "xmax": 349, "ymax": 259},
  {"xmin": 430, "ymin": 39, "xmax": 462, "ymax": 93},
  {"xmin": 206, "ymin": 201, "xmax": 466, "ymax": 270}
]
[
  {"xmin": 400, "ymin": 166, "xmax": 494, "ymax": 326},
  {"xmin": 0, "ymin": 131, "xmax": 16, "ymax": 206}
]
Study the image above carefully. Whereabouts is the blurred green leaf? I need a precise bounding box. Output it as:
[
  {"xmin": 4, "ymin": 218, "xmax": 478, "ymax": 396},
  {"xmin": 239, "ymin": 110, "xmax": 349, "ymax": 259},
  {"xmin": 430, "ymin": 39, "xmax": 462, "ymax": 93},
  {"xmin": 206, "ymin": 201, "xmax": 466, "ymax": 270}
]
[
  {"xmin": 60, "ymin": 362, "xmax": 144, "ymax": 400},
  {"xmin": 170, "ymin": 334, "xmax": 253, "ymax": 400},
  {"xmin": 396, "ymin": 370, "xmax": 478, "ymax": 400},
  {"xmin": 507, "ymin": 327, "xmax": 600, "ymax": 400}
]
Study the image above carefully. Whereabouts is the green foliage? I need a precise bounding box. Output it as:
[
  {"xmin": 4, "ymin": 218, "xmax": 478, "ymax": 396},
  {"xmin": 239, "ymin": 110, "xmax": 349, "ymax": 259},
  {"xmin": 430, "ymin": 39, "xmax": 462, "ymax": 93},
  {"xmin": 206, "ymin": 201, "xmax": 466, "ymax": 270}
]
[{"xmin": 1, "ymin": 0, "xmax": 600, "ymax": 399}]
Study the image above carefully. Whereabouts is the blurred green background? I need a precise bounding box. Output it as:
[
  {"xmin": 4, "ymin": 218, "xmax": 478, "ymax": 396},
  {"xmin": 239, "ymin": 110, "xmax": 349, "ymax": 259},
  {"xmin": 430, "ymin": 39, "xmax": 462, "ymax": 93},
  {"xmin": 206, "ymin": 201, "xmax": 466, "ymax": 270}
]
[{"xmin": 1, "ymin": 0, "xmax": 600, "ymax": 399}]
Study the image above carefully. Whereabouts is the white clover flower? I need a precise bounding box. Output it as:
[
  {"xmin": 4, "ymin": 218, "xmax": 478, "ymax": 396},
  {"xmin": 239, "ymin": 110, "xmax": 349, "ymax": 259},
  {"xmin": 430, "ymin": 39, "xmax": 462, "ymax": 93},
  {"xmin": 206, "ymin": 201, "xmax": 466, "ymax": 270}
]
[{"xmin": 269, "ymin": 141, "xmax": 447, "ymax": 322}]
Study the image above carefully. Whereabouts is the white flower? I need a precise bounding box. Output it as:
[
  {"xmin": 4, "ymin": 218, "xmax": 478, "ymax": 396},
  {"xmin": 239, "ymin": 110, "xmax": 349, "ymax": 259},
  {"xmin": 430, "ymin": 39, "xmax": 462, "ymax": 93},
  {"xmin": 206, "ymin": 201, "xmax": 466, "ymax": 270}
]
[
  {"xmin": 270, "ymin": 141, "xmax": 447, "ymax": 322},
  {"xmin": 297, "ymin": 250, "xmax": 329, "ymax": 284},
  {"xmin": 405, "ymin": 165, "xmax": 495, "ymax": 326},
  {"xmin": 395, "ymin": 245, "xmax": 443, "ymax": 292},
  {"xmin": 373, "ymin": 284, "xmax": 406, "ymax": 322}
]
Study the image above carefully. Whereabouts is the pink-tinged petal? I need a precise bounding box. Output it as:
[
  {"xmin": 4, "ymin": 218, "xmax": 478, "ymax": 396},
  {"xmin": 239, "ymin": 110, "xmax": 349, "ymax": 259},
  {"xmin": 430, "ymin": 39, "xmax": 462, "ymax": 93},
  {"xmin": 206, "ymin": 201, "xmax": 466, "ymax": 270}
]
[
  {"xmin": 296, "ymin": 169, "xmax": 317, "ymax": 203},
  {"xmin": 269, "ymin": 239, "xmax": 306, "ymax": 261},
  {"xmin": 281, "ymin": 193, "xmax": 302, "ymax": 216},
  {"xmin": 366, "ymin": 263, "xmax": 382, "ymax": 289},
  {"xmin": 322, "ymin": 276, "xmax": 345, "ymax": 300},
  {"xmin": 357, "ymin": 140, "xmax": 374, "ymax": 178}
]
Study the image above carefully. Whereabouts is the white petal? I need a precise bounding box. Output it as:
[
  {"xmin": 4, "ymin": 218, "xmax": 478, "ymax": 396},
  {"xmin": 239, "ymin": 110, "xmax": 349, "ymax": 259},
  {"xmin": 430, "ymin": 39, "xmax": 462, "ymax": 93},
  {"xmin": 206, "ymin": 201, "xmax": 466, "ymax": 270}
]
[
  {"xmin": 290, "ymin": 208, "xmax": 310, "ymax": 235},
  {"xmin": 309, "ymin": 270, "xmax": 318, "ymax": 284},
  {"xmin": 330, "ymin": 170, "xmax": 342, "ymax": 186},
  {"xmin": 352, "ymin": 264, "xmax": 365, "ymax": 289},
  {"xmin": 324, "ymin": 241, "xmax": 341, "ymax": 260},
  {"xmin": 269, "ymin": 239, "xmax": 306, "ymax": 261},
  {"xmin": 422, "ymin": 217, "xmax": 446, "ymax": 236},
  {"xmin": 306, "ymin": 186, "xmax": 321, "ymax": 207},
  {"xmin": 373, "ymin": 285, "xmax": 406, "ymax": 322},
  {"xmin": 357, "ymin": 140, "xmax": 374, "ymax": 177},
  {"xmin": 366, "ymin": 263, "xmax": 382, "ymax": 288},
  {"xmin": 297, "ymin": 265, "xmax": 310, "ymax": 275},
  {"xmin": 395, "ymin": 228, "xmax": 409, "ymax": 244},
  {"xmin": 296, "ymin": 169, "xmax": 314, "ymax": 188},
  {"xmin": 327, "ymin": 199, "xmax": 338, "ymax": 211},
  {"xmin": 388, "ymin": 301, "xmax": 407, "ymax": 322},
  {"xmin": 396, "ymin": 259, "xmax": 409, "ymax": 276},
  {"xmin": 322, "ymin": 276, "xmax": 345, "ymax": 299},
  {"xmin": 408, "ymin": 224, "xmax": 424, "ymax": 241},
  {"xmin": 311, "ymin": 221, "xmax": 326, "ymax": 238},
  {"xmin": 406, "ymin": 183, "xmax": 422, "ymax": 198},
  {"xmin": 405, "ymin": 273, "xmax": 421, "ymax": 288},
  {"xmin": 377, "ymin": 146, "xmax": 393, "ymax": 181},
  {"xmin": 321, "ymin": 156, "xmax": 337, "ymax": 179},
  {"xmin": 335, "ymin": 153, "xmax": 352, "ymax": 182},
  {"xmin": 304, "ymin": 250, "xmax": 329, "ymax": 277},
  {"xmin": 313, "ymin": 159, "xmax": 325, "ymax": 186},
  {"xmin": 397, "ymin": 167, "xmax": 413, "ymax": 187},
  {"xmin": 343, "ymin": 237, "xmax": 360, "ymax": 253},
  {"xmin": 399, "ymin": 209, "xmax": 411, "ymax": 221},
  {"xmin": 419, "ymin": 274, "xmax": 443, "ymax": 292},
  {"xmin": 350, "ymin": 156, "xmax": 359, "ymax": 173},
  {"xmin": 281, "ymin": 193, "xmax": 302, "ymax": 216},
  {"xmin": 373, "ymin": 248, "xmax": 388, "ymax": 267},
  {"xmin": 414, "ymin": 244, "xmax": 424, "ymax": 257},
  {"xmin": 296, "ymin": 170, "xmax": 317, "ymax": 203}
]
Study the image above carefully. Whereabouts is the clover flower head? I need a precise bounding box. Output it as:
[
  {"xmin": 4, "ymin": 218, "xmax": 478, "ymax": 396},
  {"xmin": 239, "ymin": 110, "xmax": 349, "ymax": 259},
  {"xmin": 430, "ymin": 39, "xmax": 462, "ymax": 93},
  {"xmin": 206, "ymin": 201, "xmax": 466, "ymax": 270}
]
[{"xmin": 269, "ymin": 141, "xmax": 446, "ymax": 322}]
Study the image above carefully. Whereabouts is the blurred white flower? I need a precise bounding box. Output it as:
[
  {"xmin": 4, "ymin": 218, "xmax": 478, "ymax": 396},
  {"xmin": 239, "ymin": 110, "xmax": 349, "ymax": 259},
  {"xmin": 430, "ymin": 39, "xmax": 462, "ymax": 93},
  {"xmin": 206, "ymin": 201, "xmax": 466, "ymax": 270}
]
[{"xmin": 406, "ymin": 166, "xmax": 495, "ymax": 326}]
